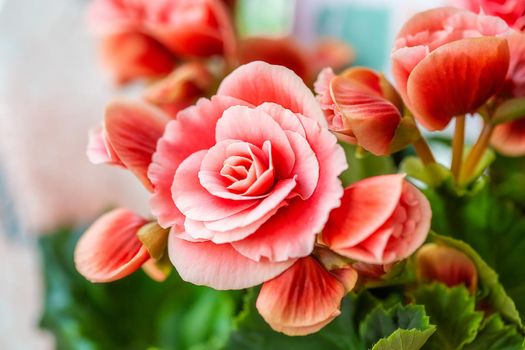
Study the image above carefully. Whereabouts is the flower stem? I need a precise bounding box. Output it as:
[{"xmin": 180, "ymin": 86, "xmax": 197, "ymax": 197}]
[
  {"xmin": 413, "ymin": 136, "xmax": 436, "ymax": 165},
  {"xmin": 460, "ymin": 122, "xmax": 494, "ymax": 185},
  {"xmin": 451, "ymin": 115, "xmax": 465, "ymax": 182}
]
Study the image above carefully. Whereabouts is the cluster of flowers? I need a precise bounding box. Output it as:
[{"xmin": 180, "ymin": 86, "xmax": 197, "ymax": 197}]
[{"xmin": 76, "ymin": 0, "xmax": 525, "ymax": 336}]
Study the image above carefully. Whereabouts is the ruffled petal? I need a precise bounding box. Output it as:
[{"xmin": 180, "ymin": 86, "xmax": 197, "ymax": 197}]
[
  {"xmin": 232, "ymin": 116, "xmax": 347, "ymax": 262},
  {"xmin": 148, "ymin": 96, "xmax": 250, "ymax": 227},
  {"xmin": 74, "ymin": 208, "xmax": 149, "ymax": 283},
  {"xmin": 105, "ymin": 100, "xmax": 169, "ymax": 191},
  {"xmin": 256, "ymin": 257, "xmax": 346, "ymax": 336},
  {"xmin": 168, "ymin": 234, "xmax": 295, "ymax": 290},
  {"xmin": 217, "ymin": 61, "xmax": 326, "ymax": 126}
]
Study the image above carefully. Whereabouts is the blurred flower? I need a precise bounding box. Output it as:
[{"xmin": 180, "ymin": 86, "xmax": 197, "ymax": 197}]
[
  {"xmin": 455, "ymin": 0, "xmax": 525, "ymax": 30},
  {"xmin": 144, "ymin": 62, "xmax": 215, "ymax": 118},
  {"xmin": 88, "ymin": 0, "xmax": 235, "ymax": 84},
  {"xmin": 392, "ymin": 7, "xmax": 510, "ymax": 130},
  {"xmin": 86, "ymin": 124, "xmax": 124, "ymax": 166},
  {"xmin": 416, "ymin": 243, "xmax": 478, "ymax": 293},
  {"xmin": 74, "ymin": 208, "xmax": 149, "ymax": 282},
  {"xmin": 239, "ymin": 36, "xmax": 354, "ymax": 84},
  {"xmin": 492, "ymin": 32, "xmax": 525, "ymax": 156},
  {"xmin": 256, "ymin": 257, "xmax": 357, "ymax": 336},
  {"xmin": 314, "ymin": 67, "xmax": 417, "ymax": 156},
  {"xmin": 322, "ymin": 174, "xmax": 431, "ymax": 265},
  {"xmin": 148, "ymin": 61, "xmax": 346, "ymax": 289}
]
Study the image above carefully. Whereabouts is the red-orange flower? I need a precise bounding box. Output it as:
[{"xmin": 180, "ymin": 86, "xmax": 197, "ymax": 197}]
[
  {"xmin": 416, "ymin": 243, "xmax": 478, "ymax": 293},
  {"xmin": 322, "ymin": 174, "xmax": 431, "ymax": 265},
  {"xmin": 314, "ymin": 67, "xmax": 414, "ymax": 156},
  {"xmin": 392, "ymin": 7, "xmax": 510, "ymax": 130},
  {"xmin": 75, "ymin": 208, "xmax": 150, "ymax": 282},
  {"xmin": 88, "ymin": 0, "xmax": 235, "ymax": 84}
]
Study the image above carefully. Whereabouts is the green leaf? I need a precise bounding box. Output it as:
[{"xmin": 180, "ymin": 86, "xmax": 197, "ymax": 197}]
[
  {"xmin": 359, "ymin": 303, "xmax": 435, "ymax": 350},
  {"xmin": 492, "ymin": 97, "xmax": 525, "ymax": 125},
  {"xmin": 429, "ymin": 233, "xmax": 521, "ymax": 327},
  {"xmin": 339, "ymin": 142, "xmax": 396, "ymax": 186},
  {"xmin": 400, "ymin": 156, "xmax": 451, "ymax": 187},
  {"xmin": 491, "ymin": 155, "xmax": 525, "ymax": 210},
  {"xmin": 463, "ymin": 315, "xmax": 525, "ymax": 350},
  {"xmin": 39, "ymin": 227, "xmax": 242, "ymax": 350},
  {"xmin": 411, "ymin": 284, "xmax": 483, "ymax": 350},
  {"xmin": 424, "ymin": 185, "xmax": 525, "ymax": 322},
  {"xmin": 372, "ymin": 328, "xmax": 436, "ymax": 350}
]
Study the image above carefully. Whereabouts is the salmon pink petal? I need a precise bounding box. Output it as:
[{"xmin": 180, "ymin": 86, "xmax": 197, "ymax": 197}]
[
  {"xmin": 105, "ymin": 100, "xmax": 169, "ymax": 191},
  {"xmin": 74, "ymin": 208, "xmax": 149, "ymax": 283},
  {"xmin": 391, "ymin": 45, "xmax": 429, "ymax": 108},
  {"xmin": 232, "ymin": 117, "xmax": 347, "ymax": 262},
  {"xmin": 323, "ymin": 174, "xmax": 404, "ymax": 249},
  {"xmin": 256, "ymin": 257, "xmax": 346, "ymax": 336},
  {"xmin": 148, "ymin": 96, "xmax": 250, "ymax": 227},
  {"xmin": 331, "ymin": 77, "xmax": 402, "ymax": 156},
  {"xmin": 491, "ymin": 119, "xmax": 525, "ymax": 156},
  {"xmin": 256, "ymin": 103, "xmax": 307, "ymax": 137},
  {"xmin": 217, "ymin": 61, "xmax": 326, "ymax": 126},
  {"xmin": 87, "ymin": 0, "xmax": 145, "ymax": 34},
  {"xmin": 173, "ymin": 151, "xmax": 257, "ymax": 221},
  {"xmin": 407, "ymin": 37, "xmax": 510, "ymax": 131},
  {"xmin": 168, "ymin": 234, "xmax": 295, "ymax": 290},
  {"xmin": 215, "ymin": 105, "xmax": 296, "ymax": 177},
  {"xmin": 416, "ymin": 243, "xmax": 477, "ymax": 292}
]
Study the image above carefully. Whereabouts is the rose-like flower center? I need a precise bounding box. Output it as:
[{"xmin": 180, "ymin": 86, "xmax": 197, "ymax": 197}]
[{"xmin": 219, "ymin": 140, "xmax": 275, "ymax": 197}]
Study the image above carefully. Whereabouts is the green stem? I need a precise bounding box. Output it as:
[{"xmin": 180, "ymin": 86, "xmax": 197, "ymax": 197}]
[
  {"xmin": 451, "ymin": 115, "xmax": 465, "ymax": 182},
  {"xmin": 460, "ymin": 122, "xmax": 494, "ymax": 185}
]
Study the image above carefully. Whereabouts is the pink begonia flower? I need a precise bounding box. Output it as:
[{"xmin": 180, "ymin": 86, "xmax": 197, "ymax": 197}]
[
  {"xmin": 492, "ymin": 32, "xmax": 525, "ymax": 156},
  {"xmin": 256, "ymin": 257, "xmax": 357, "ymax": 336},
  {"xmin": 392, "ymin": 7, "xmax": 510, "ymax": 131},
  {"xmin": 322, "ymin": 174, "xmax": 431, "ymax": 265},
  {"xmin": 86, "ymin": 100, "xmax": 169, "ymax": 191},
  {"xmin": 149, "ymin": 61, "xmax": 347, "ymax": 289},
  {"xmin": 144, "ymin": 62, "xmax": 214, "ymax": 118},
  {"xmin": 416, "ymin": 243, "xmax": 478, "ymax": 293},
  {"xmin": 314, "ymin": 67, "xmax": 407, "ymax": 156},
  {"xmin": 455, "ymin": 0, "xmax": 525, "ymax": 30},
  {"xmin": 74, "ymin": 208, "xmax": 150, "ymax": 282},
  {"xmin": 88, "ymin": 0, "xmax": 235, "ymax": 83}
]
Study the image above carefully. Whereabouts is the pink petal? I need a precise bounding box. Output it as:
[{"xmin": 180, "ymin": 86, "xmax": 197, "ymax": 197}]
[
  {"xmin": 173, "ymin": 151, "xmax": 257, "ymax": 221},
  {"xmin": 215, "ymin": 105, "xmax": 296, "ymax": 177},
  {"xmin": 86, "ymin": 125, "xmax": 124, "ymax": 166},
  {"xmin": 391, "ymin": 45, "xmax": 429, "ymax": 110},
  {"xmin": 148, "ymin": 96, "xmax": 250, "ymax": 227},
  {"xmin": 74, "ymin": 208, "xmax": 149, "ymax": 283},
  {"xmin": 232, "ymin": 116, "xmax": 347, "ymax": 262},
  {"xmin": 256, "ymin": 257, "xmax": 345, "ymax": 336},
  {"xmin": 285, "ymin": 131, "xmax": 319, "ymax": 199},
  {"xmin": 323, "ymin": 174, "xmax": 405, "ymax": 249},
  {"xmin": 105, "ymin": 100, "xmax": 169, "ymax": 191},
  {"xmin": 256, "ymin": 103, "xmax": 306, "ymax": 137},
  {"xmin": 168, "ymin": 234, "xmax": 295, "ymax": 290},
  {"xmin": 217, "ymin": 61, "xmax": 326, "ymax": 126},
  {"xmin": 407, "ymin": 37, "xmax": 510, "ymax": 131}
]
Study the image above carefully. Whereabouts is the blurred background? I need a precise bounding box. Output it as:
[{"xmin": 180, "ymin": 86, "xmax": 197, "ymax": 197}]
[{"xmin": 0, "ymin": 0, "xmax": 446, "ymax": 348}]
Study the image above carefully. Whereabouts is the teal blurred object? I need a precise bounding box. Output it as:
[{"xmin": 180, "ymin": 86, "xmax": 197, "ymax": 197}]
[
  {"xmin": 294, "ymin": 0, "xmax": 392, "ymax": 71},
  {"xmin": 315, "ymin": 4, "xmax": 391, "ymax": 70}
]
